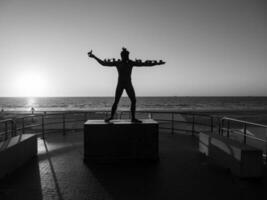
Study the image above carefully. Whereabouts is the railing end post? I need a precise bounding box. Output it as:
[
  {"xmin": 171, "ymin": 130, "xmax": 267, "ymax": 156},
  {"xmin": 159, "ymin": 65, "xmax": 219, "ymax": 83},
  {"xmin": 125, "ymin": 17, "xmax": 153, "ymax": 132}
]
[
  {"xmin": 191, "ymin": 115, "xmax": 195, "ymax": 136},
  {"xmin": 63, "ymin": 113, "xmax": 66, "ymax": 136},
  {"xmin": 171, "ymin": 112, "xmax": 174, "ymax": 135}
]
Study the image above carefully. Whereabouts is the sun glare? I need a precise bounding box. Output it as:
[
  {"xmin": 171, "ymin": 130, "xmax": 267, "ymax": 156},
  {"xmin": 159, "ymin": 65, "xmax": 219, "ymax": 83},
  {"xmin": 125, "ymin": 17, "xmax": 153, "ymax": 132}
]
[{"xmin": 15, "ymin": 71, "xmax": 48, "ymax": 97}]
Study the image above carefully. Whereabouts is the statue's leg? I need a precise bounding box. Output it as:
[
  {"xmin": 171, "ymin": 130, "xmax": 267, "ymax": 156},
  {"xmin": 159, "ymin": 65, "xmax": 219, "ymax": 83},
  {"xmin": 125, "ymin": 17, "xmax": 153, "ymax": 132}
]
[
  {"xmin": 105, "ymin": 83, "xmax": 123, "ymax": 122},
  {"xmin": 125, "ymin": 83, "xmax": 141, "ymax": 123}
]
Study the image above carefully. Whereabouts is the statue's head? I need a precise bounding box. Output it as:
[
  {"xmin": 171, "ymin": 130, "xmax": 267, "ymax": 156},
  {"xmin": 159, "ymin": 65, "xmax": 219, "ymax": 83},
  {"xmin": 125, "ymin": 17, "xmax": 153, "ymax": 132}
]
[{"xmin": 120, "ymin": 47, "xmax": 129, "ymax": 61}]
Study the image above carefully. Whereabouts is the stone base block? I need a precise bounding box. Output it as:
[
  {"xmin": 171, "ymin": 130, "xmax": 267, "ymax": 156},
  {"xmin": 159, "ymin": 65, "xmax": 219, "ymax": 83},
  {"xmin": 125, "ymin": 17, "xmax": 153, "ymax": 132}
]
[
  {"xmin": 84, "ymin": 119, "xmax": 159, "ymax": 163},
  {"xmin": 0, "ymin": 134, "xmax": 37, "ymax": 179},
  {"xmin": 199, "ymin": 132, "xmax": 263, "ymax": 178}
]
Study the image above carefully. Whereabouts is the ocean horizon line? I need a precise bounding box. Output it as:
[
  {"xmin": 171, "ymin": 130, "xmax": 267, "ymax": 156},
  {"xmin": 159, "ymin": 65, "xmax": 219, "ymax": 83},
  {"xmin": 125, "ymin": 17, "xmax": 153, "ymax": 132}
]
[
  {"xmin": 1, "ymin": 96, "xmax": 267, "ymax": 113},
  {"xmin": 1, "ymin": 96, "xmax": 267, "ymax": 98}
]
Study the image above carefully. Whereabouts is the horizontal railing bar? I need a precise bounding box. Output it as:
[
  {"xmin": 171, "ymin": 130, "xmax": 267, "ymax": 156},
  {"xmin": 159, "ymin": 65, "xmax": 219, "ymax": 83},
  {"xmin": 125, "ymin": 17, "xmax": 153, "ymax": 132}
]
[
  {"xmin": 15, "ymin": 114, "xmax": 43, "ymax": 120},
  {"xmin": 221, "ymin": 128, "xmax": 267, "ymax": 143},
  {"xmin": 0, "ymin": 130, "xmax": 13, "ymax": 134},
  {"xmin": 154, "ymin": 119, "xmax": 171, "ymax": 122},
  {"xmin": 41, "ymin": 121, "xmax": 62, "ymax": 126},
  {"xmin": 158, "ymin": 126, "xmax": 193, "ymax": 133},
  {"xmin": 120, "ymin": 110, "xmax": 214, "ymax": 117},
  {"xmin": 1, "ymin": 111, "xmax": 266, "ymax": 150},
  {"xmin": 189, "ymin": 122, "xmax": 210, "ymax": 126},
  {"xmin": 174, "ymin": 128, "xmax": 194, "ymax": 133},
  {"xmin": 158, "ymin": 127, "xmax": 172, "ymax": 130},
  {"xmin": 0, "ymin": 119, "xmax": 14, "ymax": 123},
  {"xmin": 222, "ymin": 117, "xmax": 267, "ymax": 128},
  {"xmin": 20, "ymin": 124, "xmax": 42, "ymax": 129},
  {"xmin": 63, "ymin": 119, "xmax": 85, "ymax": 123},
  {"xmin": 137, "ymin": 110, "xmax": 212, "ymax": 115}
]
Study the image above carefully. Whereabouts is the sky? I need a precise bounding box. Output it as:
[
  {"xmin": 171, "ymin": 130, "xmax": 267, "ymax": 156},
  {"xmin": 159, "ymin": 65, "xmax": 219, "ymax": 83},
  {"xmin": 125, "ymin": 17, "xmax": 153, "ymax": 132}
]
[{"xmin": 0, "ymin": 0, "xmax": 266, "ymax": 97}]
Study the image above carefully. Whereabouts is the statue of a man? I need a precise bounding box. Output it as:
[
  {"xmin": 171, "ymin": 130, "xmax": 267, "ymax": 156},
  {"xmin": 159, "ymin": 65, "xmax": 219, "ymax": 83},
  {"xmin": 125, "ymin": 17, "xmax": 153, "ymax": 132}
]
[{"xmin": 88, "ymin": 48, "xmax": 165, "ymax": 122}]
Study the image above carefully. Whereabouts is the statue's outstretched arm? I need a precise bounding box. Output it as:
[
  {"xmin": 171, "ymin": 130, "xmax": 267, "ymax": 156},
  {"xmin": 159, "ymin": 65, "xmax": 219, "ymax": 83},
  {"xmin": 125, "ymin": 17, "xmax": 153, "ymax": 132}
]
[
  {"xmin": 133, "ymin": 60, "xmax": 166, "ymax": 67},
  {"xmin": 88, "ymin": 50, "xmax": 115, "ymax": 67}
]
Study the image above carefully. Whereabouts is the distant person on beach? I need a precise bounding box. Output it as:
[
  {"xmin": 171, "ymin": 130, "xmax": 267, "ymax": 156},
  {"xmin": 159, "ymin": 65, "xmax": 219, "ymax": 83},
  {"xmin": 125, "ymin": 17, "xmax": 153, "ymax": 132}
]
[
  {"xmin": 88, "ymin": 47, "xmax": 165, "ymax": 122},
  {"xmin": 31, "ymin": 107, "xmax": 35, "ymax": 114}
]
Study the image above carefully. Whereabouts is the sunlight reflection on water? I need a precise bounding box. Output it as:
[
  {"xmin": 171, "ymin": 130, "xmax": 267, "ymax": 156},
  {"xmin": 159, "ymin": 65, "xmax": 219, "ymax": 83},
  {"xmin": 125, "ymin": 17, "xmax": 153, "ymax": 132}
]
[{"xmin": 27, "ymin": 98, "xmax": 35, "ymax": 107}]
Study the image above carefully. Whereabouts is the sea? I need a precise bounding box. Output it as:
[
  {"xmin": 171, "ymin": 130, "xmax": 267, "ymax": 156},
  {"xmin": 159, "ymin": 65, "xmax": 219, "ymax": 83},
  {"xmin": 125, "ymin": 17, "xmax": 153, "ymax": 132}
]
[{"xmin": 1, "ymin": 96, "xmax": 267, "ymax": 112}]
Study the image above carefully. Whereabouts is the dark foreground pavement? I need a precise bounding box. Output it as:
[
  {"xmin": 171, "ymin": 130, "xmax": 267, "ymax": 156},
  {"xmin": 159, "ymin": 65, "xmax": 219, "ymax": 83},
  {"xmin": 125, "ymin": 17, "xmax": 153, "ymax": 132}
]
[{"xmin": 0, "ymin": 131, "xmax": 266, "ymax": 200}]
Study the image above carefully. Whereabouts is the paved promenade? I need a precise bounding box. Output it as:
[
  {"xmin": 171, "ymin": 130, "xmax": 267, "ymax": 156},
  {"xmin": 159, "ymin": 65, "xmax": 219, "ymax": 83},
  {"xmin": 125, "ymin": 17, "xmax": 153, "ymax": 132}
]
[{"xmin": 0, "ymin": 131, "xmax": 266, "ymax": 200}]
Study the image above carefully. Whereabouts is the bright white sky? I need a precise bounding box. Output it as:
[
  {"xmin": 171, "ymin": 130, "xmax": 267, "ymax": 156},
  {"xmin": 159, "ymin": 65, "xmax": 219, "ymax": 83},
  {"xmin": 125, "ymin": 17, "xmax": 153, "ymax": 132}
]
[{"xmin": 0, "ymin": 0, "xmax": 266, "ymax": 97}]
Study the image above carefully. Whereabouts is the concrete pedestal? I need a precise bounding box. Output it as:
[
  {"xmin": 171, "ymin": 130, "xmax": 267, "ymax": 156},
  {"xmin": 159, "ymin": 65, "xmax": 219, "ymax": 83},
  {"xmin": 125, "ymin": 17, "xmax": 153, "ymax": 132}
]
[
  {"xmin": 84, "ymin": 119, "xmax": 159, "ymax": 163},
  {"xmin": 199, "ymin": 132, "xmax": 263, "ymax": 178},
  {"xmin": 0, "ymin": 134, "xmax": 37, "ymax": 179}
]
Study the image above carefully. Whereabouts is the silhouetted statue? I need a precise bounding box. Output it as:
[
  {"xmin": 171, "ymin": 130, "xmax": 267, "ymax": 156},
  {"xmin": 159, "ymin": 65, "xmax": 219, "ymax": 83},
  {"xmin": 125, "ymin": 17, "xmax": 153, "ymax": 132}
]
[{"xmin": 88, "ymin": 48, "xmax": 165, "ymax": 123}]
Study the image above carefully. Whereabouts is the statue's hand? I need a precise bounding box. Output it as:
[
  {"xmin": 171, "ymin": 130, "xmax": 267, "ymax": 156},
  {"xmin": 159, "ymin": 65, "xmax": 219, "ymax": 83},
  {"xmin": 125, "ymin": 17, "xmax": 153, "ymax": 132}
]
[
  {"xmin": 88, "ymin": 50, "xmax": 94, "ymax": 58},
  {"xmin": 159, "ymin": 60, "xmax": 166, "ymax": 65}
]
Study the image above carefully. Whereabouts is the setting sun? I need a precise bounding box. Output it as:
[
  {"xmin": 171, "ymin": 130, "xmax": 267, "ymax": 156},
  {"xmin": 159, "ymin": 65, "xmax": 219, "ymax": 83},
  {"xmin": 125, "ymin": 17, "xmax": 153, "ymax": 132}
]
[{"xmin": 14, "ymin": 71, "xmax": 48, "ymax": 97}]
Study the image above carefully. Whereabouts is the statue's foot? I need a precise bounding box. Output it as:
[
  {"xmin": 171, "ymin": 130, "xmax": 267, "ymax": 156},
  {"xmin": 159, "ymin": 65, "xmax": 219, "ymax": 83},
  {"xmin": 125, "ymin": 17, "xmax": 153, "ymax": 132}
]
[
  {"xmin": 131, "ymin": 118, "xmax": 142, "ymax": 123},
  {"xmin": 104, "ymin": 117, "xmax": 113, "ymax": 123}
]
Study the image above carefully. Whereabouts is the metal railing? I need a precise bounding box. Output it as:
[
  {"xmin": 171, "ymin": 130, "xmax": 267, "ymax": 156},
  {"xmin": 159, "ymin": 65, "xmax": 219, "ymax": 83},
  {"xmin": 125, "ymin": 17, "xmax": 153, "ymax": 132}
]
[
  {"xmin": 0, "ymin": 110, "xmax": 216, "ymax": 140},
  {"xmin": 220, "ymin": 117, "xmax": 267, "ymax": 160},
  {"xmin": 220, "ymin": 117, "xmax": 267, "ymax": 143},
  {"xmin": 120, "ymin": 110, "xmax": 218, "ymax": 135},
  {"xmin": 0, "ymin": 119, "xmax": 16, "ymax": 141},
  {"xmin": 1, "ymin": 111, "xmax": 266, "ymax": 158}
]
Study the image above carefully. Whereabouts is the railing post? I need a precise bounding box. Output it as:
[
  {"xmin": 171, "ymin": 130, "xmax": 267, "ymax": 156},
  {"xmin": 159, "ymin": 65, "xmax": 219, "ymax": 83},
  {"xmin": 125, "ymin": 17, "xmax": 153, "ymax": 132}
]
[
  {"xmin": 244, "ymin": 123, "xmax": 247, "ymax": 144},
  {"xmin": 227, "ymin": 120, "xmax": 230, "ymax": 138},
  {"xmin": 42, "ymin": 115, "xmax": 45, "ymax": 139},
  {"xmin": 148, "ymin": 112, "xmax": 153, "ymax": 119},
  {"xmin": 210, "ymin": 117, "xmax": 213, "ymax": 133},
  {"xmin": 221, "ymin": 119, "xmax": 224, "ymax": 136},
  {"xmin": 5, "ymin": 121, "xmax": 8, "ymax": 140},
  {"xmin": 22, "ymin": 118, "xmax": 25, "ymax": 134},
  {"xmin": 12, "ymin": 120, "xmax": 16, "ymax": 137},
  {"xmin": 171, "ymin": 113, "xmax": 174, "ymax": 135},
  {"xmin": 84, "ymin": 112, "xmax": 87, "ymax": 122},
  {"xmin": 218, "ymin": 118, "xmax": 221, "ymax": 135},
  {"xmin": 266, "ymin": 129, "xmax": 267, "ymax": 164},
  {"xmin": 192, "ymin": 115, "xmax": 195, "ymax": 135},
  {"xmin": 63, "ymin": 113, "xmax": 66, "ymax": 135}
]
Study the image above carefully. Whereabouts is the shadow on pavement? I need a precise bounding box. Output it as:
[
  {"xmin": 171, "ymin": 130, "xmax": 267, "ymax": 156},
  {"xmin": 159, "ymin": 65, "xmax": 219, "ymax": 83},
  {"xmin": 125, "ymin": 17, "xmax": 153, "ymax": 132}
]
[{"xmin": 0, "ymin": 157, "xmax": 42, "ymax": 200}]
